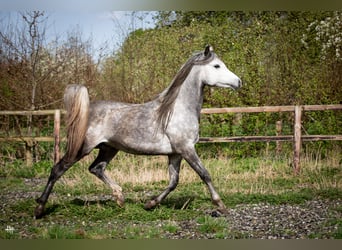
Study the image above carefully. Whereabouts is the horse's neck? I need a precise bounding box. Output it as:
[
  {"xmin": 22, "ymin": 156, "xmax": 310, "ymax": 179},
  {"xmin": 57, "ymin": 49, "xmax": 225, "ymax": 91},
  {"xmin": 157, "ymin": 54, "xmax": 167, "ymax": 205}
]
[{"xmin": 176, "ymin": 71, "xmax": 204, "ymax": 118}]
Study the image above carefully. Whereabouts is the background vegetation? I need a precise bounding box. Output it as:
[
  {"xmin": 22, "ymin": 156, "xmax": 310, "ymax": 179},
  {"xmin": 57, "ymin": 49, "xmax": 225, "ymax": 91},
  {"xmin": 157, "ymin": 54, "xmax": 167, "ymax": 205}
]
[{"xmin": 0, "ymin": 11, "xmax": 341, "ymax": 163}]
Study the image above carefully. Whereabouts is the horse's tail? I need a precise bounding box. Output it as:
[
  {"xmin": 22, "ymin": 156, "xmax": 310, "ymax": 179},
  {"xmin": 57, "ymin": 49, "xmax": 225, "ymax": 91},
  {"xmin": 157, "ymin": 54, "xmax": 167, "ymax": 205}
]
[{"xmin": 63, "ymin": 84, "xmax": 89, "ymax": 161}]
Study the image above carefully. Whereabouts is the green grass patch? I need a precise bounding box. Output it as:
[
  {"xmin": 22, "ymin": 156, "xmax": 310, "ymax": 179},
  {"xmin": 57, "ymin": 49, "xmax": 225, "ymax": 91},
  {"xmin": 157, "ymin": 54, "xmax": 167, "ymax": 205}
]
[
  {"xmin": 1, "ymin": 151, "xmax": 341, "ymax": 239},
  {"xmin": 0, "ymin": 177, "xmax": 24, "ymax": 191},
  {"xmin": 196, "ymin": 215, "xmax": 229, "ymax": 234}
]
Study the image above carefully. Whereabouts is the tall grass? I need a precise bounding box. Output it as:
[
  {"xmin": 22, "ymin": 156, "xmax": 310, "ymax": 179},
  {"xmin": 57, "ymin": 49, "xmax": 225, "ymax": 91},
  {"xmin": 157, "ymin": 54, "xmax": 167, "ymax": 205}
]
[
  {"xmin": 0, "ymin": 143, "xmax": 340, "ymax": 200},
  {"xmin": 31, "ymin": 146, "xmax": 339, "ymax": 205}
]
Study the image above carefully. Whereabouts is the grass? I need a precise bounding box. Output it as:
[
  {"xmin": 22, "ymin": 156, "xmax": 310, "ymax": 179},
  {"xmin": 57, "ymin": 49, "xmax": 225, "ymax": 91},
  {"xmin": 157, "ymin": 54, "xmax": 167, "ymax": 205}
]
[
  {"xmin": 197, "ymin": 215, "xmax": 229, "ymax": 235},
  {"xmin": 0, "ymin": 148, "xmax": 341, "ymax": 239}
]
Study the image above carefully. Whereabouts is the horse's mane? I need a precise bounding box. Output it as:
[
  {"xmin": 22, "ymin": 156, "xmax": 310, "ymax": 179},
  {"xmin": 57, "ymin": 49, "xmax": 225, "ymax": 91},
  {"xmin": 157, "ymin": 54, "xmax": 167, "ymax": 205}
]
[{"xmin": 156, "ymin": 46, "xmax": 216, "ymax": 132}]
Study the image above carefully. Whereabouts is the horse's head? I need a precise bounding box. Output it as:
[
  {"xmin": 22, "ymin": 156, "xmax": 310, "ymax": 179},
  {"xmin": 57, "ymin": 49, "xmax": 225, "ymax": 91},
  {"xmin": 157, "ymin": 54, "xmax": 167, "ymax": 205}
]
[{"xmin": 199, "ymin": 45, "xmax": 242, "ymax": 90}]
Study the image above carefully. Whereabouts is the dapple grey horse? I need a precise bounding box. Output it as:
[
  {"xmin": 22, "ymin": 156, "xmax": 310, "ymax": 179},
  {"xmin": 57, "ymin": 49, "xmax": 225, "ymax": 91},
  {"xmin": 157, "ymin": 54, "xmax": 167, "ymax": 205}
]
[{"xmin": 35, "ymin": 45, "xmax": 242, "ymax": 219}]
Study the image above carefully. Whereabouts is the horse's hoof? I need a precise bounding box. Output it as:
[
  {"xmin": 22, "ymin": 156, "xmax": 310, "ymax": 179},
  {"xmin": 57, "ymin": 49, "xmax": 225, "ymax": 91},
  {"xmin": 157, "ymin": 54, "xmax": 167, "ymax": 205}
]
[
  {"xmin": 34, "ymin": 204, "xmax": 45, "ymax": 219},
  {"xmin": 210, "ymin": 210, "xmax": 222, "ymax": 217},
  {"xmin": 144, "ymin": 200, "xmax": 157, "ymax": 210},
  {"xmin": 213, "ymin": 199, "xmax": 229, "ymax": 215},
  {"xmin": 217, "ymin": 206, "xmax": 229, "ymax": 215},
  {"xmin": 116, "ymin": 198, "xmax": 125, "ymax": 208},
  {"xmin": 115, "ymin": 193, "xmax": 125, "ymax": 208}
]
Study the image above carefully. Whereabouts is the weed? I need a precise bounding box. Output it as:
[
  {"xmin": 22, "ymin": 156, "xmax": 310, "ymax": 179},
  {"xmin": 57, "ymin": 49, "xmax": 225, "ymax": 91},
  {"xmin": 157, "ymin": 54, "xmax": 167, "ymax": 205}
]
[
  {"xmin": 121, "ymin": 223, "xmax": 162, "ymax": 239},
  {"xmin": 40, "ymin": 225, "xmax": 86, "ymax": 239},
  {"xmin": 162, "ymin": 221, "xmax": 180, "ymax": 233},
  {"xmin": 196, "ymin": 215, "xmax": 229, "ymax": 234},
  {"xmin": 334, "ymin": 224, "xmax": 342, "ymax": 239}
]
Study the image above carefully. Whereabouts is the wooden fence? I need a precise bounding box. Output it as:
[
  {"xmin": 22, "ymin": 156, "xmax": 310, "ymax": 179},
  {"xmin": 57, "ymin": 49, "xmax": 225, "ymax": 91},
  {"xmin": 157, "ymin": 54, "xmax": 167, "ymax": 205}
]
[
  {"xmin": 200, "ymin": 104, "xmax": 342, "ymax": 174},
  {"xmin": 0, "ymin": 104, "xmax": 341, "ymax": 174}
]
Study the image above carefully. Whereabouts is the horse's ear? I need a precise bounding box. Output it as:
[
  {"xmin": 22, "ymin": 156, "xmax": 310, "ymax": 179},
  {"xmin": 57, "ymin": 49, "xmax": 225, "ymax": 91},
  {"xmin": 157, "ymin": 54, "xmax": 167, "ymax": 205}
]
[{"xmin": 204, "ymin": 45, "xmax": 213, "ymax": 56}]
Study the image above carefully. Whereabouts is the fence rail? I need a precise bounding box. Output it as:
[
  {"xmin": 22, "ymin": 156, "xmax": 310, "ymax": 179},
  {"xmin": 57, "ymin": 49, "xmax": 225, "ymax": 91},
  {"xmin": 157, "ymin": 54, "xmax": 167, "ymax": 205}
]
[
  {"xmin": 1, "ymin": 104, "xmax": 341, "ymax": 174},
  {"xmin": 201, "ymin": 104, "xmax": 342, "ymax": 114}
]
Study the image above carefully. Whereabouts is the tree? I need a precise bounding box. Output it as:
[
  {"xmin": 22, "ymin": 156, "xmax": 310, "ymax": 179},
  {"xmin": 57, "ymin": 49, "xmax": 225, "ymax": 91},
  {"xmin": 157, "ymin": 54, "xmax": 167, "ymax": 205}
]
[
  {"xmin": 1, "ymin": 11, "xmax": 46, "ymax": 111},
  {"xmin": 302, "ymin": 11, "xmax": 342, "ymax": 104},
  {"xmin": 0, "ymin": 11, "xmax": 100, "ymax": 164},
  {"xmin": 0, "ymin": 11, "xmax": 50, "ymax": 165}
]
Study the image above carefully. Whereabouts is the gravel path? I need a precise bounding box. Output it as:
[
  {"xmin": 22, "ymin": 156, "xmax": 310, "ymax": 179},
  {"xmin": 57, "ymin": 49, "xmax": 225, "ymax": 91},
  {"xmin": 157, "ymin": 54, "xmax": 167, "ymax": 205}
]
[
  {"xmin": 1, "ymin": 178, "xmax": 341, "ymax": 239},
  {"xmin": 159, "ymin": 200, "xmax": 341, "ymax": 239},
  {"xmin": 223, "ymin": 200, "xmax": 340, "ymax": 239}
]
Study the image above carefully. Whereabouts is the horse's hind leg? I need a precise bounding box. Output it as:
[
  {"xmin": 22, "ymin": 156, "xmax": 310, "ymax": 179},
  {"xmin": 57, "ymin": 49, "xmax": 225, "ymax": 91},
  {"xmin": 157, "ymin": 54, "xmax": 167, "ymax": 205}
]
[
  {"xmin": 88, "ymin": 145, "xmax": 124, "ymax": 207},
  {"xmin": 35, "ymin": 156, "xmax": 80, "ymax": 219},
  {"xmin": 144, "ymin": 154, "xmax": 182, "ymax": 210}
]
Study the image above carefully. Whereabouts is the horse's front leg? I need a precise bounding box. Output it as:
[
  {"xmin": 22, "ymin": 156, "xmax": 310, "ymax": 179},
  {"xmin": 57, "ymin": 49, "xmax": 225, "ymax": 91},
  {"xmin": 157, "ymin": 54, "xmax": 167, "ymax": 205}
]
[
  {"xmin": 182, "ymin": 148, "xmax": 228, "ymax": 214},
  {"xmin": 144, "ymin": 154, "xmax": 182, "ymax": 210}
]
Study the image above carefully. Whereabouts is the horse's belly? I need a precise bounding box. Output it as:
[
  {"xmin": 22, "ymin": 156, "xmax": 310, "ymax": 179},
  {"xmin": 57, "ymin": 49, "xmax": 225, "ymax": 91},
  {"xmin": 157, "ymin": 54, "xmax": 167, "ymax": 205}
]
[{"xmin": 106, "ymin": 136, "xmax": 173, "ymax": 155}]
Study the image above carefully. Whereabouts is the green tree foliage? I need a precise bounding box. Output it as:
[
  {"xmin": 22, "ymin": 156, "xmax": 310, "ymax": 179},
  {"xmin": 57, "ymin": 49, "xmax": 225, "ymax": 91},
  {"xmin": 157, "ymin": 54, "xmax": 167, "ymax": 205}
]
[{"xmin": 106, "ymin": 11, "xmax": 340, "ymax": 106}]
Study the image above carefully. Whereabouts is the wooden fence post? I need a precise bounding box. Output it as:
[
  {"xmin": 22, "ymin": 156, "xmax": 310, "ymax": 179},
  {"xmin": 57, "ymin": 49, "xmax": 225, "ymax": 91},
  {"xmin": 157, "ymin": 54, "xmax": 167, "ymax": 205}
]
[
  {"xmin": 25, "ymin": 139, "xmax": 33, "ymax": 167},
  {"xmin": 276, "ymin": 120, "xmax": 282, "ymax": 154},
  {"xmin": 53, "ymin": 109, "xmax": 61, "ymax": 165},
  {"xmin": 293, "ymin": 105, "xmax": 302, "ymax": 174}
]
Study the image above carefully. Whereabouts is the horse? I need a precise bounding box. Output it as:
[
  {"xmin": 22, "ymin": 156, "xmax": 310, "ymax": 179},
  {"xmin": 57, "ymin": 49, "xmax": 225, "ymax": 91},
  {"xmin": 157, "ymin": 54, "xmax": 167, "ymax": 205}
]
[{"xmin": 34, "ymin": 45, "xmax": 242, "ymax": 219}]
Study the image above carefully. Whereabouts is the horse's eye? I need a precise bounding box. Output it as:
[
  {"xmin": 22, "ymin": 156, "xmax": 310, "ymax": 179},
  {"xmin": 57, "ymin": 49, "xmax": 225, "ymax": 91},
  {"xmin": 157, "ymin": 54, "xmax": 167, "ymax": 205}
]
[{"xmin": 214, "ymin": 64, "xmax": 220, "ymax": 69}]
